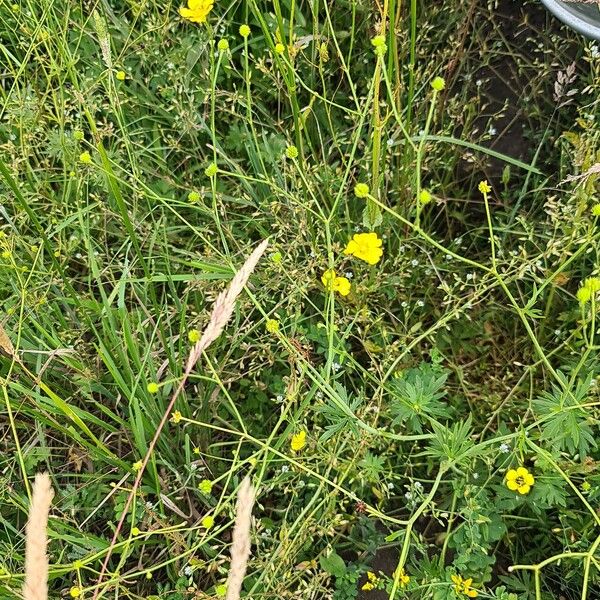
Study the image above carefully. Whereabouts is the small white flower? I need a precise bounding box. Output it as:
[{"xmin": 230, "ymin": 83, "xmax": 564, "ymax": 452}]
[
  {"xmin": 281, "ymin": 465, "xmax": 290, "ymax": 473},
  {"xmin": 488, "ymin": 126, "xmax": 497, "ymax": 136},
  {"xmin": 414, "ymin": 481, "xmax": 423, "ymax": 491},
  {"xmin": 499, "ymin": 443, "xmax": 510, "ymax": 454},
  {"xmin": 411, "ymin": 259, "xmax": 419, "ymax": 267},
  {"xmin": 345, "ymin": 271, "xmax": 353, "ymax": 279},
  {"xmin": 416, "ymin": 300, "xmax": 424, "ymax": 307},
  {"xmin": 184, "ymin": 566, "xmax": 193, "ymax": 576},
  {"xmin": 404, "ymin": 491, "xmax": 413, "ymax": 500},
  {"xmin": 332, "ymin": 362, "xmax": 341, "ymax": 372},
  {"xmin": 401, "ymin": 301, "xmax": 408, "ymax": 308},
  {"xmin": 387, "ymin": 482, "xmax": 395, "ymax": 490},
  {"xmin": 473, "ymin": 472, "xmax": 479, "ymax": 480}
]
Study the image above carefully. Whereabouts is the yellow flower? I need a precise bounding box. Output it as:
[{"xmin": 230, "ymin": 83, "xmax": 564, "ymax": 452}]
[
  {"xmin": 578, "ymin": 286, "xmax": 592, "ymax": 304},
  {"xmin": 505, "ymin": 466, "xmax": 534, "ymax": 495},
  {"xmin": 69, "ymin": 587, "xmax": 81, "ymax": 598},
  {"xmin": 592, "ymin": 203, "xmax": 600, "ymax": 216},
  {"xmin": 217, "ymin": 38, "xmax": 229, "ymax": 52},
  {"xmin": 146, "ymin": 382, "xmax": 159, "ymax": 394},
  {"xmin": 132, "ymin": 460, "xmax": 143, "ymax": 472},
  {"xmin": 239, "ymin": 24, "xmax": 251, "ymax": 38},
  {"xmin": 116, "ymin": 70, "xmax": 126, "ymax": 81},
  {"xmin": 201, "ymin": 515, "xmax": 214, "ymax": 529},
  {"xmin": 478, "ymin": 180, "xmax": 492, "ymax": 194},
  {"xmin": 274, "ymin": 42, "xmax": 285, "ymax": 54},
  {"xmin": 431, "ymin": 76, "xmax": 446, "ymax": 91},
  {"xmin": 198, "ymin": 479, "xmax": 213, "ymax": 494},
  {"xmin": 171, "ymin": 410, "xmax": 182, "ymax": 424},
  {"xmin": 188, "ymin": 328, "xmax": 200, "ymax": 343},
  {"xmin": 321, "ymin": 269, "xmax": 351, "ymax": 296},
  {"xmin": 396, "ymin": 567, "xmax": 410, "ymax": 587},
  {"xmin": 451, "ymin": 574, "xmax": 478, "ymax": 598},
  {"xmin": 584, "ymin": 277, "xmax": 600, "ymax": 292},
  {"xmin": 361, "ymin": 571, "xmax": 379, "ymax": 591},
  {"xmin": 361, "ymin": 582, "xmax": 375, "ymax": 591},
  {"xmin": 266, "ymin": 318, "xmax": 280, "ymax": 333},
  {"xmin": 79, "ymin": 151, "xmax": 92, "ymax": 164},
  {"xmin": 179, "ymin": 0, "xmax": 214, "ymax": 23},
  {"xmin": 291, "ymin": 430, "xmax": 306, "ymax": 451},
  {"xmin": 418, "ymin": 189, "xmax": 432, "ymax": 205},
  {"xmin": 354, "ymin": 182, "xmax": 370, "ymax": 198},
  {"xmin": 344, "ymin": 232, "xmax": 383, "ymax": 265}
]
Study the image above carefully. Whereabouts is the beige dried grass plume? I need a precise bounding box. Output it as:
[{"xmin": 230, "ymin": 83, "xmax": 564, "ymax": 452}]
[
  {"xmin": 225, "ymin": 477, "xmax": 256, "ymax": 600},
  {"xmin": 23, "ymin": 473, "xmax": 54, "ymax": 600}
]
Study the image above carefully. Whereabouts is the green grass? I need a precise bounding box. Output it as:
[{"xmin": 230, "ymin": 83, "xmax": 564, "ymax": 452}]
[{"xmin": 1, "ymin": 1, "xmax": 600, "ymax": 599}]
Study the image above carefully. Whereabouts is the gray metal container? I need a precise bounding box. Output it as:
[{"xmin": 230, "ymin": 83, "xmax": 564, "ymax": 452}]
[{"xmin": 541, "ymin": 0, "xmax": 600, "ymax": 40}]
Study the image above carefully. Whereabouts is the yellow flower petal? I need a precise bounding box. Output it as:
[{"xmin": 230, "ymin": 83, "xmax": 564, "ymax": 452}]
[
  {"xmin": 506, "ymin": 469, "xmax": 518, "ymax": 481},
  {"xmin": 518, "ymin": 483, "xmax": 531, "ymax": 495},
  {"xmin": 507, "ymin": 479, "xmax": 519, "ymax": 491},
  {"xmin": 333, "ymin": 276, "xmax": 351, "ymax": 296},
  {"xmin": 291, "ymin": 430, "xmax": 306, "ymax": 451},
  {"xmin": 516, "ymin": 466, "xmax": 529, "ymax": 478},
  {"xmin": 524, "ymin": 473, "xmax": 535, "ymax": 486}
]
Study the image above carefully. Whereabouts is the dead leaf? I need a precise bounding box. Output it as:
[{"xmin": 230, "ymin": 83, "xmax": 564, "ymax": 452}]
[{"xmin": 0, "ymin": 322, "xmax": 15, "ymax": 357}]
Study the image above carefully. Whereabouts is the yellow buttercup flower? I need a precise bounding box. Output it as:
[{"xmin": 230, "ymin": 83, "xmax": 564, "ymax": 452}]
[
  {"xmin": 505, "ymin": 466, "xmax": 534, "ymax": 495},
  {"xmin": 344, "ymin": 232, "xmax": 383, "ymax": 265},
  {"xmin": 396, "ymin": 567, "xmax": 410, "ymax": 587},
  {"xmin": 321, "ymin": 269, "xmax": 351, "ymax": 296},
  {"xmin": 361, "ymin": 571, "xmax": 379, "ymax": 591},
  {"xmin": 478, "ymin": 180, "xmax": 492, "ymax": 194},
  {"xmin": 451, "ymin": 574, "xmax": 478, "ymax": 598},
  {"xmin": 179, "ymin": 0, "xmax": 214, "ymax": 23},
  {"xmin": 291, "ymin": 430, "xmax": 306, "ymax": 451}
]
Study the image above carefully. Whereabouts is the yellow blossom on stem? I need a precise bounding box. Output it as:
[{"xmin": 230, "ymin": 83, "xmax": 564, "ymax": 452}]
[
  {"xmin": 321, "ymin": 269, "xmax": 351, "ymax": 296},
  {"xmin": 291, "ymin": 430, "xmax": 306, "ymax": 451},
  {"xmin": 179, "ymin": 0, "xmax": 214, "ymax": 23},
  {"xmin": 396, "ymin": 567, "xmax": 410, "ymax": 587},
  {"xmin": 344, "ymin": 232, "xmax": 383, "ymax": 265},
  {"xmin": 505, "ymin": 466, "xmax": 534, "ymax": 495},
  {"xmin": 478, "ymin": 180, "xmax": 492, "ymax": 194},
  {"xmin": 451, "ymin": 574, "xmax": 478, "ymax": 598}
]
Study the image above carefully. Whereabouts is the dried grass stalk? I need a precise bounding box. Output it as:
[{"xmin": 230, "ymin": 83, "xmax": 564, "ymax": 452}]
[
  {"xmin": 23, "ymin": 473, "xmax": 54, "ymax": 600},
  {"xmin": 225, "ymin": 477, "xmax": 256, "ymax": 600},
  {"xmin": 187, "ymin": 239, "xmax": 269, "ymax": 370}
]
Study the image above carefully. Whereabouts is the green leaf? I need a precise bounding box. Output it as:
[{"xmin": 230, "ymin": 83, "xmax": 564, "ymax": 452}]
[{"xmin": 320, "ymin": 551, "xmax": 347, "ymax": 578}]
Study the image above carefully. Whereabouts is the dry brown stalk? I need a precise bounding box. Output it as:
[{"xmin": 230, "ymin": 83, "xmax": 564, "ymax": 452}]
[
  {"xmin": 23, "ymin": 473, "xmax": 54, "ymax": 600},
  {"xmin": 225, "ymin": 477, "xmax": 256, "ymax": 600},
  {"xmin": 91, "ymin": 239, "xmax": 268, "ymax": 600}
]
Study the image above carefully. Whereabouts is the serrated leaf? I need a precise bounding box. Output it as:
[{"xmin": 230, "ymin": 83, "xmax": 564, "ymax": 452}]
[{"xmin": 362, "ymin": 200, "xmax": 382, "ymax": 229}]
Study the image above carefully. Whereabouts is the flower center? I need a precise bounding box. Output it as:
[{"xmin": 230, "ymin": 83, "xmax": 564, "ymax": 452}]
[{"xmin": 516, "ymin": 476, "xmax": 525, "ymax": 486}]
